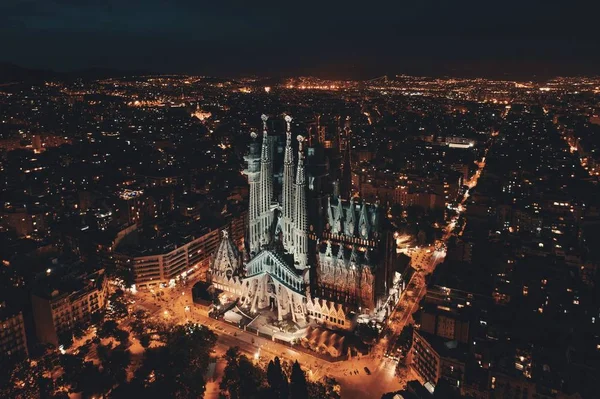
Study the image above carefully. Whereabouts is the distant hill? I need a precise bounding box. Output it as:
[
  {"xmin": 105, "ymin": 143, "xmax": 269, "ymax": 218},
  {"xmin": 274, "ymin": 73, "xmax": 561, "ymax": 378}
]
[
  {"xmin": 0, "ymin": 62, "xmax": 152, "ymax": 83},
  {"xmin": 0, "ymin": 62, "xmax": 58, "ymax": 83},
  {"xmin": 68, "ymin": 67, "xmax": 152, "ymax": 80}
]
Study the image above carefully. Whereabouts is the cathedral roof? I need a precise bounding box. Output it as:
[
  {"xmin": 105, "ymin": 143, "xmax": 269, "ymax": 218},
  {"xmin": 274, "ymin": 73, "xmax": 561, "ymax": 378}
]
[
  {"xmin": 269, "ymin": 250, "xmax": 301, "ymax": 276},
  {"xmin": 326, "ymin": 196, "xmax": 380, "ymax": 240},
  {"xmin": 211, "ymin": 230, "xmax": 240, "ymax": 275},
  {"xmin": 244, "ymin": 249, "xmax": 305, "ymax": 295},
  {"xmin": 246, "ymin": 248, "xmax": 303, "ymax": 277}
]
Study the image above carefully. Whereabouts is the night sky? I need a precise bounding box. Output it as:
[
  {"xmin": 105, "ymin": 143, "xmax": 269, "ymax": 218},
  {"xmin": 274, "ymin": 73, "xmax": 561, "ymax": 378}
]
[{"xmin": 1, "ymin": 0, "xmax": 599, "ymax": 79}]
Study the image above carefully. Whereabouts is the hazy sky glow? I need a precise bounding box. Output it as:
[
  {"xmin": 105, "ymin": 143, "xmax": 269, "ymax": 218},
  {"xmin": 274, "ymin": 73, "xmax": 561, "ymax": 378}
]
[{"xmin": 1, "ymin": 0, "xmax": 598, "ymax": 78}]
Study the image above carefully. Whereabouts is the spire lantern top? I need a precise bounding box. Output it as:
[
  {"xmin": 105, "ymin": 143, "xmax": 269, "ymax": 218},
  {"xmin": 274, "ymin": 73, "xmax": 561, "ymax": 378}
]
[
  {"xmin": 261, "ymin": 114, "xmax": 269, "ymax": 135},
  {"xmin": 260, "ymin": 114, "xmax": 270, "ymax": 161},
  {"xmin": 297, "ymin": 135, "xmax": 305, "ymax": 154},
  {"xmin": 285, "ymin": 115, "xmax": 293, "ymax": 146}
]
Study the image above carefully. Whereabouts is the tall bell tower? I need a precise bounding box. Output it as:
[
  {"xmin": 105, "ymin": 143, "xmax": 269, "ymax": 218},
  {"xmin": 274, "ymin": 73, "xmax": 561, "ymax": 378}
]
[
  {"xmin": 282, "ymin": 115, "xmax": 296, "ymax": 252},
  {"xmin": 293, "ymin": 135, "xmax": 309, "ymax": 270},
  {"xmin": 244, "ymin": 130, "xmax": 262, "ymax": 254}
]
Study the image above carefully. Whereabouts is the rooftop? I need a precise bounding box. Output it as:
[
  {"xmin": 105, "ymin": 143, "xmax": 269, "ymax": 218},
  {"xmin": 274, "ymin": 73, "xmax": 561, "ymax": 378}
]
[{"xmin": 32, "ymin": 262, "xmax": 106, "ymax": 301}]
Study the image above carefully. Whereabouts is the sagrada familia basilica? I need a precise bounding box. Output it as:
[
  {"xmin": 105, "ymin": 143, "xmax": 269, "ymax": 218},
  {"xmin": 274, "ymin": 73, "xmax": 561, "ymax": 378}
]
[{"xmin": 209, "ymin": 115, "xmax": 403, "ymax": 330}]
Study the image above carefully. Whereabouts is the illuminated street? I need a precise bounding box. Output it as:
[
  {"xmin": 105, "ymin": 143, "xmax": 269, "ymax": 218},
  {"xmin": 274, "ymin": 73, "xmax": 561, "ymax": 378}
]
[{"xmin": 124, "ymin": 283, "xmax": 407, "ymax": 398}]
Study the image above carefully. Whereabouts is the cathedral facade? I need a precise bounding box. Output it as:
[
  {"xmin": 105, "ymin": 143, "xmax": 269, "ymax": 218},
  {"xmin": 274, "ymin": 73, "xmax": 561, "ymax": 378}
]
[
  {"xmin": 210, "ymin": 115, "xmax": 309, "ymax": 324},
  {"xmin": 210, "ymin": 115, "xmax": 401, "ymax": 330}
]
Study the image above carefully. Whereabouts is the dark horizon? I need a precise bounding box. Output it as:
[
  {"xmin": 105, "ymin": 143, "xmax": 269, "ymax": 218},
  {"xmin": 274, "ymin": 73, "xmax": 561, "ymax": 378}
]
[
  {"xmin": 1, "ymin": 1, "xmax": 599, "ymax": 81},
  {"xmin": 2, "ymin": 58, "xmax": 599, "ymax": 83}
]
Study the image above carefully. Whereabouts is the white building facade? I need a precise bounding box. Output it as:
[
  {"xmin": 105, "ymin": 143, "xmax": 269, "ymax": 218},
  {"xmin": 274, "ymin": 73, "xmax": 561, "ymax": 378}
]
[
  {"xmin": 210, "ymin": 115, "xmax": 401, "ymax": 329},
  {"xmin": 210, "ymin": 115, "xmax": 311, "ymax": 324}
]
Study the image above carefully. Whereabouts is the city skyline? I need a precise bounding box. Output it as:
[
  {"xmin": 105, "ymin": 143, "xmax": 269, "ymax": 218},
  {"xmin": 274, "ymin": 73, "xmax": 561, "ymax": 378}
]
[{"xmin": 1, "ymin": 73, "xmax": 599, "ymax": 398}]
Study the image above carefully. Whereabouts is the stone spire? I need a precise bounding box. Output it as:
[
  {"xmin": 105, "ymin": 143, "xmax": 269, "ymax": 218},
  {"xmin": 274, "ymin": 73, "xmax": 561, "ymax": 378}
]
[
  {"xmin": 256, "ymin": 114, "xmax": 274, "ymax": 248},
  {"xmin": 326, "ymin": 196, "xmax": 334, "ymax": 229},
  {"xmin": 259, "ymin": 114, "xmax": 273, "ymax": 216},
  {"xmin": 211, "ymin": 229, "xmax": 240, "ymax": 280},
  {"xmin": 358, "ymin": 202, "xmax": 370, "ymax": 239},
  {"xmin": 293, "ymin": 135, "xmax": 308, "ymax": 270},
  {"xmin": 335, "ymin": 196, "xmax": 344, "ymax": 234},
  {"xmin": 345, "ymin": 197, "xmax": 356, "ymax": 236},
  {"xmin": 282, "ymin": 114, "xmax": 295, "ymax": 251},
  {"xmin": 244, "ymin": 130, "xmax": 262, "ymax": 254},
  {"xmin": 340, "ymin": 116, "xmax": 352, "ymax": 200},
  {"xmin": 371, "ymin": 201, "xmax": 380, "ymax": 238}
]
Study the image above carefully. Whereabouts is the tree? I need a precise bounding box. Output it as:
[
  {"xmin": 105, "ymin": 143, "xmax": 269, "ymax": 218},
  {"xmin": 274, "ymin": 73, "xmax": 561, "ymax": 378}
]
[
  {"xmin": 90, "ymin": 311, "xmax": 105, "ymax": 326},
  {"xmin": 109, "ymin": 379, "xmax": 145, "ymax": 398},
  {"xmin": 321, "ymin": 377, "xmax": 341, "ymax": 399},
  {"xmin": 78, "ymin": 343, "xmax": 91, "ymax": 358},
  {"xmin": 58, "ymin": 330, "xmax": 73, "ymax": 349},
  {"xmin": 97, "ymin": 343, "xmax": 131, "ymax": 387},
  {"xmin": 79, "ymin": 361, "xmax": 111, "ymax": 399},
  {"xmin": 396, "ymin": 364, "xmax": 410, "ymax": 382},
  {"xmin": 0, "ymin": 354, "xmax": 20, "ymax": 392},
  {"xmin": 220, "ymin": 347, "xmax": 266, "ymax": 399},
  {"xmin": 99, "ymin": 319, "xmax": 118, "ymax": 338},
  {"xmin": 132, "ymin": 322, "xmax": 216, "ymax": 398},
  {"xmin": 59, "ymin": 353, "xmax": 111, "ymax": 397},
  {"xmin": 114, "ymin": 328, "xmax": 130, "ymax": 346},
  {"xmin": 0, "ymin": 358, "xmax": 44, "ymax": 398},
  {"xmin": 72, "ymin": 321, "xmax": 87, "ymax": 340},
  {"xmin": 38, "ymin": 376, "xmax": 56, "ymax": 398},
  {"xmin": 307, "ymin": 377, "xmax": 341, "ymax": 399},
  {"xmin": 130, "ymin": 310, "xmax": 148, "ymax": 336},
  {"xmin": 60, "ymin": 353, "xmax": 85, "ymax": 386},
  {"xmin": 390, "ymin": 204, "xmax": 404, "ymax": 220},
  {"xmin": 267, "ymin": 357, "xmax": 288, "ymax": 399},
  {"xmin": 108, "ymin": 290, "xmax": 129, "ymax": 319},
  {"xmin": 139, "ymin": 334, "xmax": 151, "ymax": 349},
  {"xmin": 289, "ymin": 361, "xmax": 308, "ymax": 399},
  {"xmin": 113, "ymin": 265, "xmax": 136, "ymax": 289}
]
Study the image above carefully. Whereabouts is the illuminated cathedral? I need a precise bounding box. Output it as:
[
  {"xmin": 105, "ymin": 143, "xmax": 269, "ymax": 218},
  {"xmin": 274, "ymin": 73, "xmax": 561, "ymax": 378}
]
[{"xmin": 210, "ymin": 115, "xmax": 404, "ymax": 330}]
